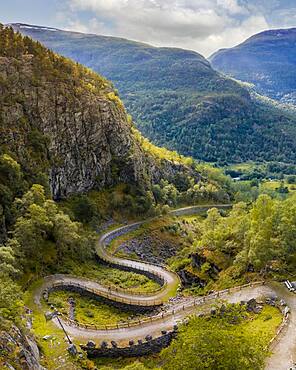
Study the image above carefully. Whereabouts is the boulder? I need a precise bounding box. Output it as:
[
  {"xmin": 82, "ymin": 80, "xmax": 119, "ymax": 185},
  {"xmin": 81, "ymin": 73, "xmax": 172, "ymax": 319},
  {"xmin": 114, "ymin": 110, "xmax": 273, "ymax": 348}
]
[
  {"xmin": 210, "ymin": 308, "xmax": 217, "ymax": 316},
  {"xmin": 67, "ymin": 344, "xmax": 77, "ymax": 356},
  {"xmin": 100, "ymin": 341, "xmax": 108, "ymax": 349},
  {"xmin": 44, "ymin": 311, "xmax": 55, "ymax": 321},
  {"xmin": 86, "ymin": 341, "xmax": 96, "ymax": 348},
  {"xmin": 246, "ymin": 298, "xmax": 257, "ymax": 312}
]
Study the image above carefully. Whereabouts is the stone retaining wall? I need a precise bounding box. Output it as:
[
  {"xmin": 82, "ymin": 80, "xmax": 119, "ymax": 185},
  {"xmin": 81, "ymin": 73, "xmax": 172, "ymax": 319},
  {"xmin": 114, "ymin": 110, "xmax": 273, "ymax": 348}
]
[{"xmin": 80, "ymin": 331, "xmax": 176, "ymax": 358}]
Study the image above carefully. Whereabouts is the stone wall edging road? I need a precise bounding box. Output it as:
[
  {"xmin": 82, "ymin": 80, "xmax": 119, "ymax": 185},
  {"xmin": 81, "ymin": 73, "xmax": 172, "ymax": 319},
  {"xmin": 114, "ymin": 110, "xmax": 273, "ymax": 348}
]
[
  {"xmin": 80, "ymin": 331, "xmax": 176, "ymax": 359},
  {"xmin": 46, "ymin": 281, "xmax": 265, "ymax": 331},
  {"xmin": 267, "ymin": 310, "xmax": 290, "ymax": 351}
]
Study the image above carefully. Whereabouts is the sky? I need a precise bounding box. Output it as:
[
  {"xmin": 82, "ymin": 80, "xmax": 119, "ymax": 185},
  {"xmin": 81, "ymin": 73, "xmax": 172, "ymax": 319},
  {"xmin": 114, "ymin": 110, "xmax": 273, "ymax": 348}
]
[{"xmin": 1, "ymin": 0, "xmax": 296, "ymax": 56}]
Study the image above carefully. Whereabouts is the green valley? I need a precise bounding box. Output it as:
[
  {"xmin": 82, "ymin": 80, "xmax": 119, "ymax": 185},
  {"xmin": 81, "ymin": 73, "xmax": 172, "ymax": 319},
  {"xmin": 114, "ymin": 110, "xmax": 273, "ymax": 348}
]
[
  {"xmin": 0, "ymin": 20, "xmax": 295, "ymax": 370},
  {"xmin": 11, "ymin": 23, "xmax": 296, "ymax": 165}
]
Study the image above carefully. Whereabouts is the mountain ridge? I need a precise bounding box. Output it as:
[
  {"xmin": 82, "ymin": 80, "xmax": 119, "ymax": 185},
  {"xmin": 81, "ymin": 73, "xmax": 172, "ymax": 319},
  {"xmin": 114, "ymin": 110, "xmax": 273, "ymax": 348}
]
[
  {"xmin": 9, "ymin": 23, "xmax": 208, "ymax": 57},
  {"xmin": 10, "ymin": 23, "xmax": 296, "ymax": 165},
  {"xmin": 210, "ymin": 27, "xmax": 296, "ymax": 105}
]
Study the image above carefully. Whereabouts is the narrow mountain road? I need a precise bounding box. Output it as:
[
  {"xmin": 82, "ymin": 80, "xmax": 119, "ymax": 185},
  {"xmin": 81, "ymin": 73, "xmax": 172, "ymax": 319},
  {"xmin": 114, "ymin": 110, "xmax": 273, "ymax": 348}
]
[
  {"xmin": 53, "ymin": 284, "xmax": 274, "ymax": 344},
  {"xmin": 265, "ymin": 282, "xmax": 296, "ymax": 370},
  {"xmin": 36, "ymin": 204, "xmax": 231, "ymax": 308},
  {"xmin": 33, "ymin": 204, "xmax": 296, "ymax": 369}
]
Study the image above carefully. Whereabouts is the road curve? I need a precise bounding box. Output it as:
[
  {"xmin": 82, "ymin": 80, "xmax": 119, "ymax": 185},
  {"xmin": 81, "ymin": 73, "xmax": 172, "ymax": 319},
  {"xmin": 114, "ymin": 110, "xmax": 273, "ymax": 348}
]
[
  {"xmin": 265, "ymin": 282, "xmax": 296, "ymax": 370},
  {"xmin": 96, "ymin": 221, "xmax": 179, "ymax": 304},
  {"xmin": 53, "ymin": 284, "xmax": 274, "ymax": 344},
  {"xmin": 33, "ymin": 204, "xmax": 296, "ymax": 368},
  {"xmin": 37, "ymin": 204, "xmax": 232, "ymax": 308}
]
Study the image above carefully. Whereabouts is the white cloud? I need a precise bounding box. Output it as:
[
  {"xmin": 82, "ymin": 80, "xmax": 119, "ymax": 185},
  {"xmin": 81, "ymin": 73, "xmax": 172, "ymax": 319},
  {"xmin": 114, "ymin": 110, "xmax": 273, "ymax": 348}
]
[
  {"xmin": 64, "ymin": 17, "xmax": 108, "ymax": 34},
  {"xmin": 64, "ymin": 0, "xmax": 270, "ymax": 56},
  {"xmin": 205, "ymin": 15, "xmax": 269, "ymax": 53},
  {"xmin": 216, "ymin": 0, "xmax": 247, "ymax": 15}
]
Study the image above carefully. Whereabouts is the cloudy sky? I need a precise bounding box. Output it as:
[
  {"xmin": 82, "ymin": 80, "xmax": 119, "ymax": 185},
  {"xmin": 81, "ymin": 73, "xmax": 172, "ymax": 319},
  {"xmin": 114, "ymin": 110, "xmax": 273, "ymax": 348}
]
[{"xmin": 2, "ymin": 0, "xmax": 296, "ymax": 56}]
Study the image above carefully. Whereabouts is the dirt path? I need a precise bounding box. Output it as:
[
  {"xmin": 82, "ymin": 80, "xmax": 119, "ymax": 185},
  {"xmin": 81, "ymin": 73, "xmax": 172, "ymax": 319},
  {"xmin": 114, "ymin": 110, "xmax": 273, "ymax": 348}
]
[{"xmin": 37, "ymin": 205, "xmax": 232, "ymax": 308}]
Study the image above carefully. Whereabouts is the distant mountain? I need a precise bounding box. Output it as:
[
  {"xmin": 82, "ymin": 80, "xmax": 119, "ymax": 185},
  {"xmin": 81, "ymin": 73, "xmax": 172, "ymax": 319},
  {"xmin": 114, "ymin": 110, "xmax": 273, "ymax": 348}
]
[
  {"xmin": 11, "ymin": 23, "xmax": 296, "ymax": 164},
  {"xmin": 210, "ymin": 28, "xmax": 296, "ymax": 105}
]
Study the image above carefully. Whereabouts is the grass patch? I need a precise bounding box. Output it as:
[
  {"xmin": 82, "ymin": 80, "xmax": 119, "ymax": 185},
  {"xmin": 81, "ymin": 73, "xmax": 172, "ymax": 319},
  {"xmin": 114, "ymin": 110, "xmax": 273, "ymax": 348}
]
[
  {"xmin": 260, "ymin": 180, "xmax": 296, "ymax": 192},
  {"xmin": 23, "ymin": 280, "xmax": 82, "ymax": 370},
  {"xmin": 242, "ymin": 305, "xmax": 282, "ymax": 347},
  {"xmin": 226, "ymin": 162, "xmax": 258, "ymax": 171},
  {"xmin": 59, "ymin": 260, "xmax": 161, "ymax": 294},
  {"xmin": 48, "ymin": 290, "xmax": 144, "ymax": 326}
]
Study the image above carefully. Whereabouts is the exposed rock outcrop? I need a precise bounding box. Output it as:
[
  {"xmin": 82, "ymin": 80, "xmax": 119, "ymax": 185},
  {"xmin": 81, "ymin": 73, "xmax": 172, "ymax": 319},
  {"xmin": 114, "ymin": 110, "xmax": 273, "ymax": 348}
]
[
  {"xmin": 0, "ymin": 50, "xmax": 199, "ymax": 200},
  {"xmin": 0, "ymin": 326, "xmax": 44, "ymax": 370},
  {"xmin": 116, "ymin": 234, "xmax": 179, "ymax": 265}
]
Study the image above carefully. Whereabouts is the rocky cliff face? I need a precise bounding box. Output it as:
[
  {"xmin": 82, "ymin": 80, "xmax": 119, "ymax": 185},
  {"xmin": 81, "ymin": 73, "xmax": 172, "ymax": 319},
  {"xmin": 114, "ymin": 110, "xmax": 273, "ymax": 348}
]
[
  {"xmin": 0, "ymin": 26, "xmax": 204, "ymax": 201},
  {"xmin": 0, "ymin": 52, "xmax": 154, "ymax": 199},
  {"xmin": 0, "ymin": 326, "xmax": 44, "ymax": 370}
]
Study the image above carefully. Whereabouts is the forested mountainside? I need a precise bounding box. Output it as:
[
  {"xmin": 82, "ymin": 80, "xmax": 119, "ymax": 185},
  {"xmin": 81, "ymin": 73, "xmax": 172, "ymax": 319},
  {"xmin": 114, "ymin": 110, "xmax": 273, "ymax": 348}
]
[
  {"xmin": 11, "ymin": 23, "xmax": 296, "ymax": 164},
  {"xmin": 0, "ymin": 24, "xmax": 231, "ymax": 245},
  {"xmin": 210, "ymin": 28, "xmax": 296, "ymax": 105},
  {"xmin": 0, "ymin": 25, "xmax": 233, "ymax": 368}
]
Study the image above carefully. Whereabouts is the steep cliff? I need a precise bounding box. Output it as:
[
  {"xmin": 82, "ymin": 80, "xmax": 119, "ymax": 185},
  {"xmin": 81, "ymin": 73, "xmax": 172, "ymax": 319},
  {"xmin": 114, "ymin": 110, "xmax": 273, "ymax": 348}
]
[
  {"xmin": 0, "ymin": 25, "xmax": 201, "ymax": 202},
  {"xmin": 0, "ymin": 42, "xmax": 142, "ymax": 200}
]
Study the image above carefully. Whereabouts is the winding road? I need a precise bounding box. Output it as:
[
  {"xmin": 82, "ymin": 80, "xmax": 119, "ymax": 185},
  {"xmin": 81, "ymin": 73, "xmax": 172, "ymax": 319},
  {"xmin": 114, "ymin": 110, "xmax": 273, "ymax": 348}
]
[{"xmin": 33, "ymin": 205, "xmax": 296, "ymax": 369}]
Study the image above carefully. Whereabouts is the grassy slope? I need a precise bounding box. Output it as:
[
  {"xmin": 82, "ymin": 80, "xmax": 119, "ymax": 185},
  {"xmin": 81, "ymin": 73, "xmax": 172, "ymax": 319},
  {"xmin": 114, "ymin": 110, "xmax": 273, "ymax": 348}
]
[
  {"xmin": 94, "ymin": 305, "xmax": 282, "ymax": 369},
  {"xmin": 61, "ymin": 260, "xmax": 161, "ymax": 294},
  {"xmin": 24, "ymin": 281, "xmax": 82, "ymax": 370}
]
